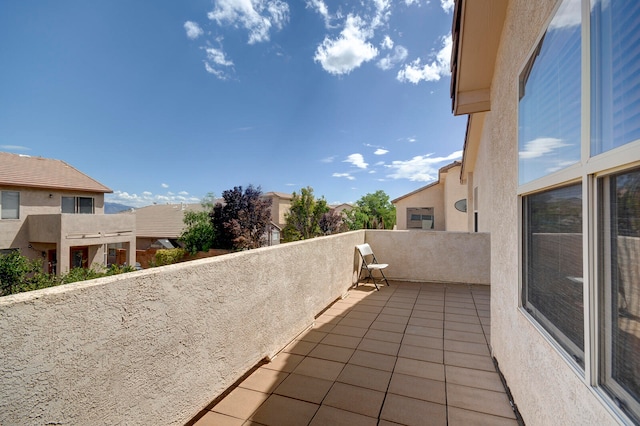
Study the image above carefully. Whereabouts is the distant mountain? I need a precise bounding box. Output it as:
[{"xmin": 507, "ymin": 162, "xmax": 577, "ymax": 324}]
[{"xmin": 105, "ymin": 202, "xmax": 135, "ymax": 214}]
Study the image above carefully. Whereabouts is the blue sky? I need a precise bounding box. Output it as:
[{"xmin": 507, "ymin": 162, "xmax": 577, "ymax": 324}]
[{"xmin": 0, "ymin": 0, "xmax": 466, "ymax": 207}]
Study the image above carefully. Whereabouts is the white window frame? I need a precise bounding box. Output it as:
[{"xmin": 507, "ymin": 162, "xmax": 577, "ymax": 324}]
[
  {"xmin": 517, "ymin": 0, "xmax": 640, "ymax": 423},
  {"xmin": 1, "ymin": 191, "xmax": 20, "ymax": 220}
]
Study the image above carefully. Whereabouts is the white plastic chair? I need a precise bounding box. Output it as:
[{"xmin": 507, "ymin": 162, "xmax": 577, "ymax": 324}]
[{"xmin": 355, "ymin": 243, "xmax": 390, "ymax": 291}]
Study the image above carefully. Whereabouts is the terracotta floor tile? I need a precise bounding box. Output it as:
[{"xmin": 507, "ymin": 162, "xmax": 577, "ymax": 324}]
[
  {"xmin": 448, "ymin": 406, "xmax": 519, "ymax": 426},
  {"xmin": 380, "ymin": 393, "xmax": 447, "ymax": 426},
  {"xmin": 339, "ymin": 317, "xmax": 374, "ymax": 329},
  {"xmin": 445, "ymin": 313, "xmax": 481, "ymax": 325},
  {"xmin": 410, "ymin": 310, "xmax": 444, "ymax": 320},
  {"xmin": 211, "ymin": 387, "xmax": 269, "ymax": 420},
  {"xmin": 283, "ymin": 339, "xmax": 317, "ymax": 356},
  {"xmin": 388, "ymin": 372, "xmax": 446, "ymax": 404},
  {"xmin": 398, "ymin": 343, "xmax": 443, "ymax": 364},
  {"xmin": 408, "ymin": 316, "xmax": 444, "ymax": 328},
  {"xmin": 345, "ymin": 310, "xmax": 379, "ymax": 321},
  {"xmin": 249, "ymin": 394, "xmax": 318, "ymax": 426},
  {"xmin": 444, "ymin": 351, "xmax": 496, "ymax": 372},
  {"xmin": 394, "ymin": 358, "xmax": 445, "ymax": 381},
  {"xmin": 445, "ymin": 307, "xmax": 478, "ymax": 317},
  {"xmin": 370, "ymin": 320, "xmax": 407, "ymax": 333},
  {"xmin": 401, "ymin": 334, "xmax": 443, "ymax": 350},
  {"xmin": 323, "ymin": 382, "xmax": 386, "ymax": 418},
  {"xmin": 298, "ymin": 329, "xmax": 328, "ymax": 343},
  {"xmin": 386, "ymin": 301, "xmax": 415, "ymax": 310},
  {"xmin": 273, "ymin": 373, "xmax": 334, "ymax": 404},
  {"xmin": 330, "ymin": 324, "xmax": 368, "ymax": 338},
  {"xmin": 444, "ymin": 329, "xmax": 488, "ymax": 344},
  {"xmin": 348, "ymin": 349, "xmax": 397, "ymax": 372},
  {"xmin": 376, "ymin": 313, "xmax": 409, "ymax": 324},
  {"xmin": 445, "ymin": 301, "xmax": 476, "ymax": 309},
  {"xmin": 193, "ymin": 411, "xmax": 245, "ymax": 426},
  {"xmin": 238, "ymin": 367, "xmax": 288, "ymax": 393},
  {"xmin": 381, "ymin": 307, "xmax": 412, "ymax": 317},
  {"xmin": 337, "ymin": 363, "xmax": 392, "ymax": 392},
  {"xmin": 444, "ymin": 320, "xmax": 484, "ymax": 334},
  {"xmin": 405, "ymin": 324, "xmax": 443, "ymax": 338},
  {"xmin": 263, "ymin": 352, "xmax": 304, "ymax": 373},
  {"xmin": 444, "ymin": 339, "xmax": 490, "ymax": 356},
  {"xmin": 323, "ymin": 307, "xmax": 349, "ymax": 317},
  {"xmin": 351, "ymin": 304, "xmax": 384, "ymax": 314},
  {"xmin": 364, "ymin": 329, "xmax": 404, "ymax": 344},
  {"xmin": 293, "ymin": 356, "xmax": 346, "ymax": 381},
  {"xmin": 321, "ymin": 333, "xmax": 362, "ymax": 349},
  {"xmin": 413, "ymin": 303, "xmax": 444, "ymax": 313},
  {"xmin": 357, "ymin": 338, "xmax": 400, "ymax": 356},
  {"xmin": 308, "ymin": 343, "xmax": 355, "ymax": 363},
  {"xmin": 445, "ymin": 365, "xmax": 505, "ymax": 393},
  {"xmin": 309, "ymin": 405, "xmax": 378, "ymax": 426},
  {"xmin": 447, "ymin": 383, "xmax": 516, "ymax": 419}
]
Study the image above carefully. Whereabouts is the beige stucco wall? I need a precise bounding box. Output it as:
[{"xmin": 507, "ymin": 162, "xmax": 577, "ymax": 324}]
[
  {"xmin": 0, "ymin": 230, "xmax": 365, "ymax": 425},
  {"xmin": 442, "ymin": 165, "xmax": 468, "ymax": 231},
  {"xmin": 475, "ymin": 0, "xmax": 618, "ymax": 424},
  {"xmin": 394, "ymin": 184, "xmax": 445, "ymax": 230},
  {"xmin": 365, "ymin": 230, "xmax": 490, "ymax": 285}
]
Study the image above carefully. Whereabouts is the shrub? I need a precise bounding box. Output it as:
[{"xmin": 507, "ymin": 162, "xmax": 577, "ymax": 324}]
[{"xmin": 154, "ymin": 248, "xmax": 186, "ymax": 266}]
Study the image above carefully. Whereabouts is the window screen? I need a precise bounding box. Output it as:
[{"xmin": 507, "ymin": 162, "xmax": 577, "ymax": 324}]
[
  {"xmin": 523, "ymin": 183, "xmax": 584, "ymax": 367},
  {"xmin": 1, "ymin": 191, "xmax": 20, "ymax": 219}
]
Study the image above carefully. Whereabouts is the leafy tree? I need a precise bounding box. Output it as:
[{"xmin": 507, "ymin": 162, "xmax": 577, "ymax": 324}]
[
  {"xmin": 212, "ymin": 185, "xmax": 272, "ymax": 250},
  {"xmin": 282, "ymin": 187, "xmax": 330, "ymax": 242},
  {"xmin": 179, "ymin": 193, "xmax": 217, "ymax": 255},
  {"xmin": 345, "ymin": 190, "xmax": 396, "ymax": 230},
  {"xmin": 0, "ymin": 250, "xmax": 42, "ymax": 296},
  {"xmin": 154, "ymin": 248, "xmax": 187, "ymax": 266},
  {"xmin": 319, "ymin": 209, "xmax": 348, "ymax": 235}
]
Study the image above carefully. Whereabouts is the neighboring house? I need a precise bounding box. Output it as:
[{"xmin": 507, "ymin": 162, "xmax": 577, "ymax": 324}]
[
  {"xmin": 0, "ymin": 152, "xmax": 135, "ymax": 275},
  {"xmin": 130, "ymin": 203, "xmax": 207, "ymax": 250},
  {"xmin": 392, "ymin": 161, "xmax": 467, "ymax": 231},
  {"xmin": 262, "ymin": 191, "xmax": 292, "ymax": 230},
  {"xmin": 452, "ymin": 0, "xmax": 640, "ymax": 424},
  {"xmin": 329, "ymin": 203, "xmax": 353, "ymax": 216}
]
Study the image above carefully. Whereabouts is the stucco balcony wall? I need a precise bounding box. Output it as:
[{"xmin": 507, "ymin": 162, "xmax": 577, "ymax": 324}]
[
  {"xmin": 0, "ymin": 229, "xmax": 489, "ymax": 425},
  {"xmin": 366, "ymin": 230, "xmax": 490, "ymax": 285}
]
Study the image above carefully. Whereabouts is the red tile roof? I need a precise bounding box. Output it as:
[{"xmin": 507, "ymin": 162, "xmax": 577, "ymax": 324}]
[{"xmin": 0, "ymin": 152, "xmax": 112, "ymax": 193}]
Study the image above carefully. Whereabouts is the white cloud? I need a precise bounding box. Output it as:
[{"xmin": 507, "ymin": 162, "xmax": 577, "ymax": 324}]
[
  {"xmin": 386, "ymin": 150, "xmax": 462, "ymax": 181},
  {"xmin": 441, "ymin": 0, "xmax": 454, "ymax": 13},
  {"xmin": 375, "ymin": 161, "xmax": 385, "ymax": 166},
  {"xmin": 397, "ymin": 33, "xmax": 452, "ymax": 83},
  {"xmin": 374, "ymin": 149, "xmax": 389, "ymax": 155},
  {"xmin": 519, "ymin": 137, "xmax": 570, "ymax": 159},
  {"xmin": 321, "ymin": 156, "xmax": 336, "ymax": 163},
  {"xmin": 371, "ymin": 0, "xmax": 391, "ymax": 30},
  {"xmin": 306, "ymin": 0, "xmax": 332, "ymax": 28},
  {"xmin": 314, "ymin": 15, "xmax": 378, "ymax": 75},
  {"xmin": 549, "ymin": 0, "xmax": 581, "ymax": 30},
  {"xmin": 203, "ymin": 46, "xmax": 234, "ymax": 79},
  {"xmin": 184, "ymin": 21, "xmax": 204, "ymax": 39},
  {"xmin": 208, "ymin": 0, "xmax": 290, "ymax": 44},
  {"xmin": 377, "ymin": 45, "xmax": 408, "ymax": 70},
  {"xmin": 179, "ymin": 191, "xmax": 189, "ymax": 195},
  {"xmin": 380, "ymin": 35, "xmax": 394, "ymax": 50},
  {"xmin": 107, "ymin": 190, "xmax": 200, "ymax": 208},
  {"xmin": 0, "ymin": 145, "xmax": 30, "ymax": 151},
  {"xmin": 333, "ymin": 172, "xmax": 355, "ymax": 180},
  {"xmin": 344, "ymin": 153, "xmax": 368, "ymax": 169},
  {"xmin": 142, "ymin": 191, "xmax": 152, "ymax": 196},
  {"xmin": 161, "ymin": 183, "xmax": 169, "ymax": 188},
  {"xmin": 405, "ymin": 0, "xmax": 419, "ymax": 5}
]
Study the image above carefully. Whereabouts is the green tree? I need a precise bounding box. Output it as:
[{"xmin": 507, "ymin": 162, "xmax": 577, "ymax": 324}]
[
  {"xmin": 0, "ymin": 250, "xmax": 41, "ymax": 296},
  {"xmin": 179, "ymin": 193, "xmax": 217, "ymax": 255},
  {"xmin": 345, "ymin": 190, "xmax": 396, "ymax": 230},
  {"xmin": 282, "ymin": 187, "xmax": 330, "ymax": 242},
  {"xmin": 212, "ymin": 185, "xmax": 272, "ymax": 250}
]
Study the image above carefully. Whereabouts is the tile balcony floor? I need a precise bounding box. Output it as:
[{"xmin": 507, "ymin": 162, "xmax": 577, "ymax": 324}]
[{"xmin": 189, "ymin": 282, "xmax": 520, "ymax": 426}]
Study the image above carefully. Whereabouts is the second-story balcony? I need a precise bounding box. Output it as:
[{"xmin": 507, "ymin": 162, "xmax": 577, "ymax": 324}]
[{"xmin": 0, "ymin": 229, "xmax": 503, "ymax": 425}]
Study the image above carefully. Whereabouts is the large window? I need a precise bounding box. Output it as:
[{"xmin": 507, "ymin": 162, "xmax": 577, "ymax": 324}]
[
  {"xmin": 599, "ymin": 163, "xmax": 640, "ymax": 418},
  {"xmin": 1, "ymin": 191, "xmax": 20, "ymax": 219},
  {"xmin": 62, "ymin": 196, "xmax": 94, "ymax": 214},
  {"xmin": 406, "ymin": 207, "xmax": 434, "ymax": 229},
  {"xmin": 519, "ymin": 0, "xmax": 640, "ymax": 422},
  {"xmin": 523, "ymin": 184, "xmax": 584, "ymax": 366}
]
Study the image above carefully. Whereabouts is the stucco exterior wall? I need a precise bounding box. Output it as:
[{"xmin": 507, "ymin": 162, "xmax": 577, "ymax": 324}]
[
  {"xmin": 442, "ymin": 166, "xmax": 468, "ymax": 231},
  {"xmin": 394, "ymin": 184, "xmax": 445, "ymax": 230},
  {"xmin": 0, "ymin": 230, "xmax": 365, "ymax": 425},
  {"xmin": 365, "ymin": 230, "xmax": 490, "ymax": 285},
  {"xmin": 478, "ymin": 0, "xmax": 617, "ymax": 424}
]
